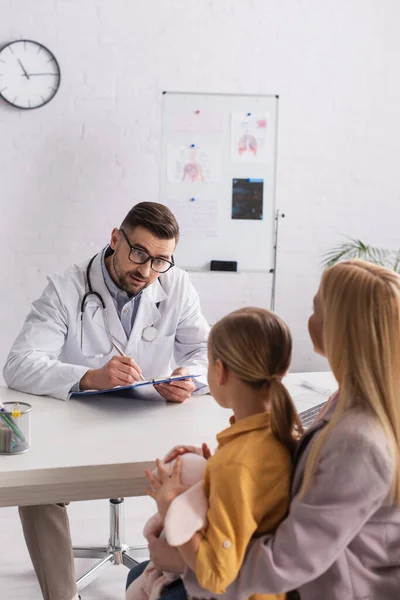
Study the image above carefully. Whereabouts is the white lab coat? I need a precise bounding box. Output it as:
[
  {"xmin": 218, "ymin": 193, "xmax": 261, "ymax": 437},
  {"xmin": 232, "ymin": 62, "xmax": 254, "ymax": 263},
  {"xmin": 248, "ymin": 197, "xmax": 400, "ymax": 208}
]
[{"xmin": 3, "ymin": 251, "xmax": 210, "ymax": 400}]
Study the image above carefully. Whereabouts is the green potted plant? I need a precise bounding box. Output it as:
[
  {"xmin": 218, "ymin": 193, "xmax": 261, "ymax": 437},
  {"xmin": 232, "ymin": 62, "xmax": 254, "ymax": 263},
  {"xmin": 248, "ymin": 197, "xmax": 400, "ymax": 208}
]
[{"xmin": 322, "ymin": 238, "xmax": 400, "ymax": 272}]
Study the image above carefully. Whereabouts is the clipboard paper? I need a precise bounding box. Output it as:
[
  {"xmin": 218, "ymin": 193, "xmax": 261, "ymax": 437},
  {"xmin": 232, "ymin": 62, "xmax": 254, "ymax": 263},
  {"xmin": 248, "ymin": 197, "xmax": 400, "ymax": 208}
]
[{"xmin": 71, "ymin": 374, "xmax": 201, "ymax": 397}]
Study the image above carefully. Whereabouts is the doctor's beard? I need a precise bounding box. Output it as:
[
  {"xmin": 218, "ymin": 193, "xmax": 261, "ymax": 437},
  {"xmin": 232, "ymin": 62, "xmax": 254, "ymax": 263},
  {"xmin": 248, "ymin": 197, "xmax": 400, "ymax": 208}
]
[{"xmin": 112, "ymin": 255, "xmax": 151, "ymax": 297}]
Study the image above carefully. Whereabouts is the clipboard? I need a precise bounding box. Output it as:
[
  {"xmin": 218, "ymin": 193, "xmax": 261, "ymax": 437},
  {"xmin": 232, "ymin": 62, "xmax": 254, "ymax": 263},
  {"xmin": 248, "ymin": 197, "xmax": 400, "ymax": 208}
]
[{"xmin": 71, "ymin": 374, "xmax": 201, "ymax": 397}]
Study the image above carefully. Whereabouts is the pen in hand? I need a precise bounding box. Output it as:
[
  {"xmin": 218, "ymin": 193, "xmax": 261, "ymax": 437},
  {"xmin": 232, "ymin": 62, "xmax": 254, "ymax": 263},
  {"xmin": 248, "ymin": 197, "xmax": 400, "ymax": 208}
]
[{"xmin": 111, "ymin": 340, "xmax": 146, "ymax": 381}]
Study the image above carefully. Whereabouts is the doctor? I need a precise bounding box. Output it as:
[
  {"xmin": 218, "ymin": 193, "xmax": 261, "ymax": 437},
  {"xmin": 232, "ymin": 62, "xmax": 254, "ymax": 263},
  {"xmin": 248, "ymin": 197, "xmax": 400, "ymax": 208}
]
[{"xmin": 3, "ymin": 201, "xmax": 209, "ymax": 600}]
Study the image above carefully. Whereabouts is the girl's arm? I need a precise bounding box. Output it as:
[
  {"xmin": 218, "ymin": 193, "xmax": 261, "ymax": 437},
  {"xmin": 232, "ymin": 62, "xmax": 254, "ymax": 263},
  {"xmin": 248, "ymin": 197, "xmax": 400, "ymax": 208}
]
[
  {"xmin": 180, "ymin": 461, "xmax": 287, "ymax": 595},
  {"xmin": 182, "ymin": 425, "xmax": 394, "ymax": 598}
]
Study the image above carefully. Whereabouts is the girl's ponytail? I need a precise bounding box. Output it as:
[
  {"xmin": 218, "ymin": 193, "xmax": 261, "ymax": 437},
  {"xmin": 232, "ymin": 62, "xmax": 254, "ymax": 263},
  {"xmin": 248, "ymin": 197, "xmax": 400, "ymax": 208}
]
[{"xmin": 269, "ymin": 379, "xmax": 303, "ymax": 454}]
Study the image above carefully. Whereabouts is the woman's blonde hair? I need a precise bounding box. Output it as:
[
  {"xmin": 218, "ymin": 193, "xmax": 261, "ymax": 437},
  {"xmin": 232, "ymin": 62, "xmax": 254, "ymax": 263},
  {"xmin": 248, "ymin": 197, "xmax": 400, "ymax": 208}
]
[
  {"xmin": 301, "ymin": 259, "xmax": 400, "ymax": 503},
  {"xmin": 208, "ymin": 307, "xmax": 303, "ymax": 453}
]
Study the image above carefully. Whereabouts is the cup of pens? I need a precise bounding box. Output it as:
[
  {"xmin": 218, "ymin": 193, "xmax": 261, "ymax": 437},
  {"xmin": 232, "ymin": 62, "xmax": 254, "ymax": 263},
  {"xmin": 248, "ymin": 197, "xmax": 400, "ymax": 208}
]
[{"xmin": 0, "ymin": 402, "xmax": 31, "ymax": 455}]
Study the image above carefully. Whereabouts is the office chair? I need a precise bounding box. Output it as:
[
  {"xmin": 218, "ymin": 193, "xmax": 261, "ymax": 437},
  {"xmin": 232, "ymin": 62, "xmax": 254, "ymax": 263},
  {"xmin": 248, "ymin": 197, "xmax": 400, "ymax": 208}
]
[{"xmin": 73, "ymin": 498, "xmax": 148, "ymax": 592}]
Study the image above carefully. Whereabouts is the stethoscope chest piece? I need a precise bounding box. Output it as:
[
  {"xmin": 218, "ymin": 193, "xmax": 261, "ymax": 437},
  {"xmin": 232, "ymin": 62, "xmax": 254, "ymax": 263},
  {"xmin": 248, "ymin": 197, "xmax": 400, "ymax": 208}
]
[{"xmin": 142, "ymin": 326, "xmax": 158, "ymax": 342}]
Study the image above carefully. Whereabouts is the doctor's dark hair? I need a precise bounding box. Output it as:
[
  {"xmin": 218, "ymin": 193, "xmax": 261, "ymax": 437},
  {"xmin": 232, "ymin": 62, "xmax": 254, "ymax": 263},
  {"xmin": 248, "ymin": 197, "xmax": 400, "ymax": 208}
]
[
  {"xmin": 208, "ymin": 307, "xmax": 303, "ymax": 453},
  {"xmin": 121, "ymin": 202, "xmax": 180, "ymax": 242}
]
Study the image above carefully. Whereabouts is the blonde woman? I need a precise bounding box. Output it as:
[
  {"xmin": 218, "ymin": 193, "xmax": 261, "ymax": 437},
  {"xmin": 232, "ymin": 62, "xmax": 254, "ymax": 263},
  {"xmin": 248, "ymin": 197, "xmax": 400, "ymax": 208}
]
[
  {"xmin": 155, "ymin": 259, "xmax": 400, "ymax": 600},
  {"xmin": 142, "ymin": 307, "xmax": 303, "ymax": 600}
]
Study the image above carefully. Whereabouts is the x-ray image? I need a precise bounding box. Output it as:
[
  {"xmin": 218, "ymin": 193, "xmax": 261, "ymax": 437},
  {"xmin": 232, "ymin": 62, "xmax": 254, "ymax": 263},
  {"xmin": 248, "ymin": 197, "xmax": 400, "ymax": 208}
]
[{"xmin": 231, "ymin": 178, "xmax": 264, "ymax": 220}]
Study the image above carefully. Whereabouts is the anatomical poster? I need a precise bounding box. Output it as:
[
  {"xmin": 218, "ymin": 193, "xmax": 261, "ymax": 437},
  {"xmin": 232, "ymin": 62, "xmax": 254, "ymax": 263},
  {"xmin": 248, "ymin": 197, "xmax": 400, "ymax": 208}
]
[
  {"xmin": 231, "ymin": 112, "xmax": 268, "ymax": 163},
  {"xmin": 167, "ymin": 145, "xmax": 221, "ymax": 183}
]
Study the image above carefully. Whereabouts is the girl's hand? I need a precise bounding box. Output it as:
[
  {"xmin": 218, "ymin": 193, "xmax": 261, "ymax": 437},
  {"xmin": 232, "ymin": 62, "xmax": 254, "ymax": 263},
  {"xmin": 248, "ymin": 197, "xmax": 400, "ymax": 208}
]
[
  {"xmin": 145, "ymin": 457, "xmax": 188, "ymax": 520},
  {"xmin": 164, "ymin": 442, "xmax": 212, "ymax": 464}
]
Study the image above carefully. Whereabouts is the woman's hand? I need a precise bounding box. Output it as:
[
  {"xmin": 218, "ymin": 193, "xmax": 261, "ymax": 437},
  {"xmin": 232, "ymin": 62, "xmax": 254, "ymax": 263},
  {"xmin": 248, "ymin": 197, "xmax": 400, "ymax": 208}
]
[
  {"xmin": 145, "ymin": 457, "xmax": 188, "ymax": 520},
  {"xmin": 148, "ymin": 534, "xmax": 186, "ymax": 574},
  {"xmin": 164, "ymin": 442, "xmax": 212, "ymax": 464}
]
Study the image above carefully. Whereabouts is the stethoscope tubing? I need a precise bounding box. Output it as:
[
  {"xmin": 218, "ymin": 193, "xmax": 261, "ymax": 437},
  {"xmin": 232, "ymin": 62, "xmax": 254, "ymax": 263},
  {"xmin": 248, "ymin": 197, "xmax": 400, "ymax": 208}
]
[{"xmin": 81, "ymin": 253, "xmax": 159, "ymax": 346}]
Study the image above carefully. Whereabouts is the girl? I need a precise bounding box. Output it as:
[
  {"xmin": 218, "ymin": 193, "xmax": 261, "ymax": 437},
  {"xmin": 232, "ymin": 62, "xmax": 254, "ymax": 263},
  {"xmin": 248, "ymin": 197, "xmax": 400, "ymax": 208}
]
[
  {"xmin": 145, "ymin": 307, "xmax": 303, "ymax": 600},
  {"xmin": 178, "ymin": 260, "xmax": 400, "ymax": 599}
]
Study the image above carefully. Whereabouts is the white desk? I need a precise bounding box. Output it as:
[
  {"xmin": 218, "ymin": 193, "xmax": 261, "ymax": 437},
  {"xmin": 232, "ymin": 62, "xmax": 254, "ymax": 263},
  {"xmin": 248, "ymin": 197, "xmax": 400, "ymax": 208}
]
[{"xmin": 0, "ymin": 372, "xmax": 337, "ymax": 508}]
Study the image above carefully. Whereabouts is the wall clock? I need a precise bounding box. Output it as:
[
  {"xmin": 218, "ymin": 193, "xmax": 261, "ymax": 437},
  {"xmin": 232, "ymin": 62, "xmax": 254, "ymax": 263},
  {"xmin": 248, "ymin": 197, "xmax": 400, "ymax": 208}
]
[{"xmin": 0, "ymin": 40, "xmax": 61, "ymax": 109}]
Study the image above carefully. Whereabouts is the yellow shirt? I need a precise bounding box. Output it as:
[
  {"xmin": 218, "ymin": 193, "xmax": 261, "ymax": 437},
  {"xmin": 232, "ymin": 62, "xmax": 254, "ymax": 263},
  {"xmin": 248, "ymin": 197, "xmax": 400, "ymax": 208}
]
[{"xmin": 195, "ymin": 412, "xmax": 292, "ymax": 600}]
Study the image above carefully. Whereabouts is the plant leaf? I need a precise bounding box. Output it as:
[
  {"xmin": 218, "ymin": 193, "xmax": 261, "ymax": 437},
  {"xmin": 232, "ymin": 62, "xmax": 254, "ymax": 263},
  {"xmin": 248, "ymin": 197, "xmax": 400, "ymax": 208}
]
[{"xmin": 321, "ymin": 237, "xmax": 392, "ymax": 269}]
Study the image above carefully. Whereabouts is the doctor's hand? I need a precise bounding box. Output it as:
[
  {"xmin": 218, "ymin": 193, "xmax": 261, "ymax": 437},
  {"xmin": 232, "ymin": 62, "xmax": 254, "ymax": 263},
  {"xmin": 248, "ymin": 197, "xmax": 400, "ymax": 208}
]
[
  {"xmin": 154, "ymin": 366, "xmax": 196, "ymax": 403},
  {"xmin": 79, "ymin": 356, "xmax": 142, "ymax": 390}
]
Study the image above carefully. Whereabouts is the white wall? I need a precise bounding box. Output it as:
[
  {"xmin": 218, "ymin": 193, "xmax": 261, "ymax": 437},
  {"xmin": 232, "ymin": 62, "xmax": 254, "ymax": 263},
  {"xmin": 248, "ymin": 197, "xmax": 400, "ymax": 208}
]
[{"xmin": 2, "ymin": 0, "xmax": 400, "ymax": 375}]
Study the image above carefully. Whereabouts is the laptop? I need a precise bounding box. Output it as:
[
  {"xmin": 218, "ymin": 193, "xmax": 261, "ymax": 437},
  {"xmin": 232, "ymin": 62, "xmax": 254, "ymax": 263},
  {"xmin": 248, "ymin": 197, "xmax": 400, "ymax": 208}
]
[
  {"xmin": 299, "ymin": 401, "xmax": 328, "ymax": 429},
  {"xmin": 298, "ymin": 380, "xmax": 334, "ymax": 428}
]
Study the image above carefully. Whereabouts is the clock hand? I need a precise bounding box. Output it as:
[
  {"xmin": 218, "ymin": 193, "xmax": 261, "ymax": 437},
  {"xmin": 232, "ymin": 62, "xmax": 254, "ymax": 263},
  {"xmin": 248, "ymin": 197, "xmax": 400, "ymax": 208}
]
[
  {"xmin": 17, "ymin": 58, "xmax": 30, "ymax": 80},
  {"xmin": 24, "ymin": 73, "xmax": 58, "ymax": 76}
]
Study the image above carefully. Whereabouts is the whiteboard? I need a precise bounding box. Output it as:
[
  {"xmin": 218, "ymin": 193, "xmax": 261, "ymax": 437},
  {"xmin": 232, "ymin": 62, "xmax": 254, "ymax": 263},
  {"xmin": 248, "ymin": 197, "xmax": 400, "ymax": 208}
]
[{"xmin": 160, "ymin": 92, "xmax": 279, "ymax": 272}]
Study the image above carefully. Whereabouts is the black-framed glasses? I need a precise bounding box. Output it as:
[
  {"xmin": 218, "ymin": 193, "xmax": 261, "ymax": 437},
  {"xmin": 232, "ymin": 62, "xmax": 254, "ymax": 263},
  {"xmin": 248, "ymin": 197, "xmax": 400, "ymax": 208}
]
[{"xmin": 119, "ymin": 228, "xmax": 175, "ymax": 274}]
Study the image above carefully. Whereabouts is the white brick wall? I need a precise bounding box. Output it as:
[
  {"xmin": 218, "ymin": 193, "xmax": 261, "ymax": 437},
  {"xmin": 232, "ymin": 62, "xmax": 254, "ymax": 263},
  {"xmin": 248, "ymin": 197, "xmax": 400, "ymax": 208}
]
[{"xmin": 1, "ymin": 0, "xmax": 400, "ymax": 377}]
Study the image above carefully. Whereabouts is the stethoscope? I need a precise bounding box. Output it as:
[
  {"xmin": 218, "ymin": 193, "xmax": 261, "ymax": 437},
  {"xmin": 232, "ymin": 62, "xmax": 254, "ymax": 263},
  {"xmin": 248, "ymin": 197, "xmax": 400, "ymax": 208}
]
[{"xmin": 80, "ymin": 254, "xmax": 159, "ymax": 359}]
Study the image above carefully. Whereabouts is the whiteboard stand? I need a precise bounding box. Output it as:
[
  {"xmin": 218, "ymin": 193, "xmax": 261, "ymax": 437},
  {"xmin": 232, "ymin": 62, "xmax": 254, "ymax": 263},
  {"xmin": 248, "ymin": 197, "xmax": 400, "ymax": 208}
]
[{"xmin": 270, "ymin": 209, "xmax": 285, "ymax": 311}]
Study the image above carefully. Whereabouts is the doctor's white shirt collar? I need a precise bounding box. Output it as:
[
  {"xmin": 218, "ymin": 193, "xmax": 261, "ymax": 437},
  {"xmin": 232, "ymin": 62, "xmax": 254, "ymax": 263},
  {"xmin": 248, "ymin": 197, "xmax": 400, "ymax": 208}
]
[{"xmin": 100, "ymin": 246, "xmax": 143, "ymax": 339}]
